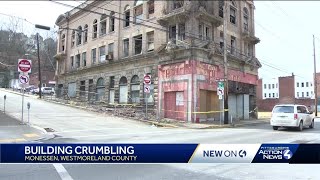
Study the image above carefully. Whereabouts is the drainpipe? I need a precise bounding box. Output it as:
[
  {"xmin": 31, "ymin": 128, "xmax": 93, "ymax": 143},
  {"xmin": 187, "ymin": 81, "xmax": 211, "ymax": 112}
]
[
  {"xmin": 118, "ymin": 0, "xmax": 121, "ymax": 61},
  {"xmin": 243, "ymin": 93, "xmax": 245, "ymax": 120},
  {"xmin": 64, "ymin": 13, "xmax": 70, "ymax": 95}
]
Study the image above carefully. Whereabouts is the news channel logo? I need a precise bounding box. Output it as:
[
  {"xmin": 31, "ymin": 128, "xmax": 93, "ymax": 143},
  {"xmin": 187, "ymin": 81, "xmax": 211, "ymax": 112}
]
[
  {"xmin": 258, "ymin": 146, "xmax": 293, "ymax": 160},
  {"xmin": 203, "ymin": 149, "xmax": 247, "ymax": 158}
]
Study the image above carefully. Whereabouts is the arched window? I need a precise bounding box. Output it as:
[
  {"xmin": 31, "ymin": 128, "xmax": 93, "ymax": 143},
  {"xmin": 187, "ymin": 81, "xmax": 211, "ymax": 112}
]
[
  {"xmin": 76, "ymin": 26, "xmax": 82, "ymax": 45},
  {"xmin": 93, "ymin": 19, "xmax": 98, "ymax": 39},
  {"xmin": 119, "ymin": 76, "xmax": 128, "ymax": 103},
  {"xmin": 109, "ymin": 11, "xmax": 115, "ymax": 32},
  {"xmin": 61, "ymin": 34, "xmax": 65, "ymax": 51},
  {"xmin": 124, "ymin": 5, "xmax": 130, "ymax": 27},
  {"xmin": 243, "ymin": 7, "xmax": 249, "ymax": 31},
  {"xmin": 71, "ymin": 30, "xmax": 75, "ymax": 47},
  {"xmin": 84, "ymin": 24, "xmax": 88, "ymax": 43},
  {"xmin": 130, "ymin": 75, "xmax": 140, "ymax": 103},
  {"xmin": 96, "ymin": 78, "xmax": 105, "ymax": 101},
  {"xmin": 100, "ymin": 14, "xmax": 107, "ymax": 36}
]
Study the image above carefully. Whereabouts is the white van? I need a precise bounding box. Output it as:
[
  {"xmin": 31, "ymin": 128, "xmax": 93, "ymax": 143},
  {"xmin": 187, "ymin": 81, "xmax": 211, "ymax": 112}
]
[{"xmin": 270, "ymin": 104, "xmax": 315, "ymax": 131}]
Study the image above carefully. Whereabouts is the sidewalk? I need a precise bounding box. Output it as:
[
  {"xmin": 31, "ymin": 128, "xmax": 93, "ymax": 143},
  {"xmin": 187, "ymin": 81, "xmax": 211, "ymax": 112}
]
[
  {"xmin": 1, "ymin": 88, "xmax": 270, "ymax": 130},
  {"xmin": 0, "ymin": 111, "xmax": 53, "ymax": 142}
]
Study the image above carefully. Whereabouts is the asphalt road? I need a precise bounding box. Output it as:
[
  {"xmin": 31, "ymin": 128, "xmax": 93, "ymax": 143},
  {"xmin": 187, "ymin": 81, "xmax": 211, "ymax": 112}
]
[{"xmin": 1, "ymin": 89, "xmax": 320, "ymax": 180}]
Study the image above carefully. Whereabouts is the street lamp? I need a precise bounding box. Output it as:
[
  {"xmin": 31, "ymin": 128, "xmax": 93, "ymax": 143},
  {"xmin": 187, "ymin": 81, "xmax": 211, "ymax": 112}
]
[{"xmin": 35, "ymin": 24, "xmax": 50, "ymax": 99}]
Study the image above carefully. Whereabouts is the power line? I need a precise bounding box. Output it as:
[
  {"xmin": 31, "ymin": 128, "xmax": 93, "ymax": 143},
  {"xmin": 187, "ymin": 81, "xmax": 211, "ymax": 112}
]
[{"xmin": 53, "ymin": 0, "xmax": 313, "ymax": 81}]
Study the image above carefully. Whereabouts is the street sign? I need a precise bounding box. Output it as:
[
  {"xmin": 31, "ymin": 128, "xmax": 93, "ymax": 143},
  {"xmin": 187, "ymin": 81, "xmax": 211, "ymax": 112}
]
[
  {"xmin": 18, "ymin": 59, "xmax": 32, "ymax": 73},
  {"xmin": 218, "ymin": 81, "xmax": 224, "ymax": 89},
  {"xmin": 217, "ymin": 87, "xmax": 224, "ymax": 96},
  {"xmin": 144, "ymin": 85, "xmax": 150, "ymax": 93},
  {"xmin": 219, "ymin": 95, "xmax": 223, "ymax": 100},
  {"xmin": 144, "ymin": 74, "xmax": 151, "ymax": 85},
  {"xmin": 216, "ymin": 78, "xmax": 226, "ymax": 82},
  {"xmin": 19, "ymin": 74, "xmax": 29, "ymax": 84}
]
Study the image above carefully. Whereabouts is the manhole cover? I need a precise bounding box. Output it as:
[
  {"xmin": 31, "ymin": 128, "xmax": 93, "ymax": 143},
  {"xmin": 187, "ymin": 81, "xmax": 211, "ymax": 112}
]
[{"xmin": 44, "ymin": 128, "xmax": 55, "ymax": 132}]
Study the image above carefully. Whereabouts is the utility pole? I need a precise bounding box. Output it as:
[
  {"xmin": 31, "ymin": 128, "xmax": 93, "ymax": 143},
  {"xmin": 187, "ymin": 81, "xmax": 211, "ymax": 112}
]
[
  {"xmin": 36, "ymin": 33, "xmax": 42, "ymax": 99},
  {"xmin": 35, "ymin": 24, "xmax": 50, "ymax": 99},
  {"xmin": 313, "ymin": 35, "xmax": 318, "ymax": 116},
  {"xmin": 223, "ymin": 1, "xmax": 229, "ymax": 124}
]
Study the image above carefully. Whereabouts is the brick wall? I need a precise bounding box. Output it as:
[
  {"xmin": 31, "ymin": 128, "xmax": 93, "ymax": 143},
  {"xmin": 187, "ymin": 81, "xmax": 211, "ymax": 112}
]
[
  {"xmin": 257, "ymin": 79, "xmax": 262, "ymax": 100},
  {"xmin": 279, "ymin": 75, "xmax": 295, "ymax": 100},
  {"xmin": 257, "ymin": 98, "xmax": 314, "ymax": 112}
]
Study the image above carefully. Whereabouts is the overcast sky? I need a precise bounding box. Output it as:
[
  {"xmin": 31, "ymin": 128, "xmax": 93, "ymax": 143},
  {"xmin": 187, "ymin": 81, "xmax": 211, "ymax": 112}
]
[{"xmin": 0, "ymin": 1, "xmax": 319, "ymax": 82}]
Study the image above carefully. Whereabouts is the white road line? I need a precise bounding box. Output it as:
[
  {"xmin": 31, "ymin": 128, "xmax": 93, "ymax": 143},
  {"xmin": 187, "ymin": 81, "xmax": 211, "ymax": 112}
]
[{"xmin": 53, "ymin": 164, "xmax": 74, "ymax": 180}]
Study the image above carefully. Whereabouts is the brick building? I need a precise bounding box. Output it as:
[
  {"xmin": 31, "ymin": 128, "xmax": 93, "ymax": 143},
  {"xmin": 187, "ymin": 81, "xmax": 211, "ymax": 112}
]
[
  {"xmin": 257, "ymin": 74, "xmax": 315, "ymax": 111},
  {"xmin": 54, "ymin": 0, "xmax": 261, "ymax": 122}
]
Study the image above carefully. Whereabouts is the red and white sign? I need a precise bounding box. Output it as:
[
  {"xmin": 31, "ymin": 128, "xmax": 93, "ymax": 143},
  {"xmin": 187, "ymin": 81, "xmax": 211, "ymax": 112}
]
[
  {"xmin": 19, "ymin": 74, "xmax": 29, "ymax": 84},
  {"xmin": 18, "ymin": 59, "xmax": 32, "ymax": 73},
  {"xmin": 144, "ymin": 74, "xmax": 151, "ymax": 85}
]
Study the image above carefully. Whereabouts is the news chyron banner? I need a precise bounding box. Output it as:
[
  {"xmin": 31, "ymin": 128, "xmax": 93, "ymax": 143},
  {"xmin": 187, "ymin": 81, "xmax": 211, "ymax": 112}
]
[{"xmin": 0, "ymin": 144, "xmax": 319, "ymax": 163}]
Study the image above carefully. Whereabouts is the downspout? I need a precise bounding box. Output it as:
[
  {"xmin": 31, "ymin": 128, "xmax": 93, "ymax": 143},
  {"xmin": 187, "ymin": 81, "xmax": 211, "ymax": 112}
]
[
  {"xmin": 117, "ymin": 0, "xmax": 122, "ymax": 104},
  {"xmin": 118, "ymin": 0, "xmax": 121, "ymax": 61},
  {"xmin": 64, "ymin": 13, "xmax": 70, "ymax": 95},
  {"xmin": 243, "ymin": 93, "xmax": 245, "ymax": 120}
]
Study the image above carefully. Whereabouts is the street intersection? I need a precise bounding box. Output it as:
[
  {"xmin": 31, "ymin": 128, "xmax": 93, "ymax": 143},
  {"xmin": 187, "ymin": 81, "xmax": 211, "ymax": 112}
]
[{"xmin": 1, "ymin": 88, "xmax": 320, "ymax": 180}]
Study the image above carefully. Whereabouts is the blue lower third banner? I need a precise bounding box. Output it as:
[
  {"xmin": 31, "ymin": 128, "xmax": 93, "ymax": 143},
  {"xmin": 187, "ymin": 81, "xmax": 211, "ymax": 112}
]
[{"xmin": 0, "ymin": 144, "xmax": 320, "ymax": 163}]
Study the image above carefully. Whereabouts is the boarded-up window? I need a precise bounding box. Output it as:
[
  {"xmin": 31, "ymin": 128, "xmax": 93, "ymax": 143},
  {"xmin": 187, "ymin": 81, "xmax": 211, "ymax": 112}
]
[
  {"xmin": 88, "ymin": 79, "xmax": 94, "ymax": 101},
  {"xmin": 68, "ymin": 82, "xmax": 76, "ymax": 97},
  {"xmin": 80, "ymin": 80, "xmax": 85, "ymax": 99},
  {"xmin": 109, "ymin": 90, "xmax": 115, "ymax": 104},
  {"xmin": 119, "ymin": 76, "xmax": 128, "ymax": 103},
  {"xmin": 131, "ymin": 75, "xmax": 140, "ymax": 103},
  {"xmin": 109, "ymin": 76, "xmax": 115, "ymax": 104},
  {"xmin": 96, "ymin": 78, "xmax": 105, "ymax": 101}
]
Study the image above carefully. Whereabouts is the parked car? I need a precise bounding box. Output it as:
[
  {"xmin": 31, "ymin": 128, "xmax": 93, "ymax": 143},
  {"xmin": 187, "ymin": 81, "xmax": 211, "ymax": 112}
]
[
  {"xmin": 32, "ymin": 87, "xmax": 55, "ymax": 95},
  {"xmin": 270, "ymin": 104, "xmax": 315, "ymax": 131},
  {"xmin": 41, "ymin": 87, "xmax": 55, "ymax": 95}
]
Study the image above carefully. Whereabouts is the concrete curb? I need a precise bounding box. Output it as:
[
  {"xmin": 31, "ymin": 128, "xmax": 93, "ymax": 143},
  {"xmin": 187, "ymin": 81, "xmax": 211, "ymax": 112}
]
[
  {"xmin": 140, "ymin": 120, "xmax": 180, "ymax": 128},
  {"xmin": 29, "ymin": 124, "xmax": 48, "ymax": 134},
  {"xmin": 153, "ymin": 120, "xmax": 270, "ymax": 129},
  {"xmin": 1, "ymin": 89, "xmax": 33, "ymax": 97}
]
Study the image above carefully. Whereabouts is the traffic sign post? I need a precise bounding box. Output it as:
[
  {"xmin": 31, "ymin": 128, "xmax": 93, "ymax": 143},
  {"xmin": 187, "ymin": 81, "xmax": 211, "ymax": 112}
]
[
  {"xmin": 144, "ymin": 74, "xmax": 151, "ymax": 120},
  {"xmin": 3, "ymin": 95, "xmax": 6, "ymax": 114},
  {"xmin": 18, "ymin": 59, "xmax": 31, "ymax": 124},
  {"xmin": 18, "ymin": 59, "xmax": 32, "ymax": 73},
  {"xmin": 18, "ymin": 74, "xmax": 29, "ymax": 124},
  {"xmin": 27, "ymin": 102, "xmax": 30, "ymax": 124},
  {"xmin": 217, "ymin": 81, "xmax": 225, "ymax": 125}
]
